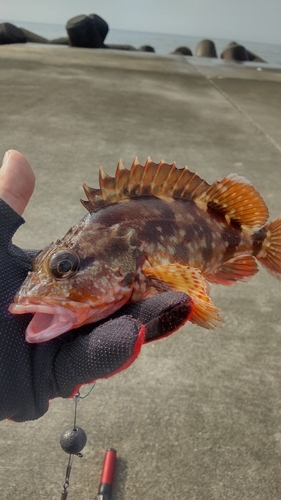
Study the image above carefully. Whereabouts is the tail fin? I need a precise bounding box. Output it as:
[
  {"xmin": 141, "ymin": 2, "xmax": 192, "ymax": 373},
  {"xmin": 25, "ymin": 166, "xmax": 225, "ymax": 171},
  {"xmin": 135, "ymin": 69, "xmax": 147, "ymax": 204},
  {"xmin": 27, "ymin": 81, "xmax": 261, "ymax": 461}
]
[{"xmin": 257, "ymin": 216, "xmax": 281, "ymax": 280}]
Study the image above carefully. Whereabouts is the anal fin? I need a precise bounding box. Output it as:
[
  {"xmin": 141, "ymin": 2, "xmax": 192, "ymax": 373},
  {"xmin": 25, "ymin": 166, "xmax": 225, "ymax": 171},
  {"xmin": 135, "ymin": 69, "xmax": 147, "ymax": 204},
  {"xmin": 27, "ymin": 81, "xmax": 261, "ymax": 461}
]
[
  {"xmin": 205, "ymin": 255, "xmax": 258, "ymax": 285},
  {"xmin": 142, "ymin": 263, "xmax": 223, "ymax": 330}
]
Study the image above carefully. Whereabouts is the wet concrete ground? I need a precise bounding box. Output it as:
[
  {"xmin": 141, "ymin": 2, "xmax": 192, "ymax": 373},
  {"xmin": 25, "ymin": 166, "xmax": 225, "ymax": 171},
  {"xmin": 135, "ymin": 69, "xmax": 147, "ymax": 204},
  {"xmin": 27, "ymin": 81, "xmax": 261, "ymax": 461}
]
[{"xmin": 0, "ymin": 44, "xmax": 281, "ymax": 499}]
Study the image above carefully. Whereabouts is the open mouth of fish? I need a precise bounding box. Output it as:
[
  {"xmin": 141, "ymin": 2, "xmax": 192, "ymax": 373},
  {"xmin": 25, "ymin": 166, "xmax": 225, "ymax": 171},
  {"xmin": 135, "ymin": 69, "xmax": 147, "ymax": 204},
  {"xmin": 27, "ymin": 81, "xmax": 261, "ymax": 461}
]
[
  {"xmin": 9, "ymin": 288, "xmax": 133, "ymax": 343},
  {"xmin": 9, "ymin": 301, "xmax": 92, "ymax": 343}
]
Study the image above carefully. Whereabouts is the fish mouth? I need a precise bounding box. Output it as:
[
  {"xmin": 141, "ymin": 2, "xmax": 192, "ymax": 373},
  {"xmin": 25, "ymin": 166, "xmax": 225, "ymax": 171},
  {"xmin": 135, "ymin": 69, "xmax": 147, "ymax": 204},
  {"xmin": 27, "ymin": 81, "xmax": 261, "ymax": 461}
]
[{"xmin": 8, "ymin": 301, "xmax": 91, "ymax": 343}]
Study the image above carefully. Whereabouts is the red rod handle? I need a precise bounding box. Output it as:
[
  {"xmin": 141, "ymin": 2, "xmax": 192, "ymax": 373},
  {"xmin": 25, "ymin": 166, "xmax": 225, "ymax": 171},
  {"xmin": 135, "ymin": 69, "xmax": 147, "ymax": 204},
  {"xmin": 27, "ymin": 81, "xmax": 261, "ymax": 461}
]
[
  {"xmin": 96, "ymin": 448, "xmax": 117, "ymax": 499},
  {"xmin": 100, "ymin": 448, "xmax": 117, "ymax": 485}
]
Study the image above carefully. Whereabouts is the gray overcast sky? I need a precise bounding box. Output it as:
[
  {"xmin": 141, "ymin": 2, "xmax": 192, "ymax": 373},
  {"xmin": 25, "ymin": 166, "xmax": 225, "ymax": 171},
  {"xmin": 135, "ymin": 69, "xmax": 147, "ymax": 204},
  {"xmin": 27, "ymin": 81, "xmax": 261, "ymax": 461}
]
[{"xmin": 2, "ymin": 0, "xmax": 281, "ymax": 44}]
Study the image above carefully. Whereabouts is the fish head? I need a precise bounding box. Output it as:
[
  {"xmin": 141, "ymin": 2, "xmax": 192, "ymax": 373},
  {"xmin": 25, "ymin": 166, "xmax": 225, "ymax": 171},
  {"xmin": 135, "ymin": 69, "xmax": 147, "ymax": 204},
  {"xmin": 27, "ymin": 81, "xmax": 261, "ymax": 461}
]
[{"xmin": 9, "ymin": 222, "xmax": 138, "ymax": 343}]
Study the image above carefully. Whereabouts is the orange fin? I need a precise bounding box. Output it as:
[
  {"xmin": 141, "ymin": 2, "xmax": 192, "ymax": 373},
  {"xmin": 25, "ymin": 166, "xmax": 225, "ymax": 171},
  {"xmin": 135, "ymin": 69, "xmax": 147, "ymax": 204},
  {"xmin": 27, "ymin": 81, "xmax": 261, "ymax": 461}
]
[
  {"xmin": 81, "ymin": 158, "xmax": 210, "ymax": 212},
  {"xmin": 205, "ymin": 255, "xmax": 259, "ymax": 285},
  {"xmin": 195, "ymin": 174, "xmax": 269, "ymax": 229},
  {"xmin": 143, "ymin": 263, "xmax": 223, "ymax": 330},
  {"xmin": 257, "ymin": 216, "xmax": 281, "ymax": 280},
  {"xmin": 81, "ymin": 159, "xmax": 268, "ymax": 229}
]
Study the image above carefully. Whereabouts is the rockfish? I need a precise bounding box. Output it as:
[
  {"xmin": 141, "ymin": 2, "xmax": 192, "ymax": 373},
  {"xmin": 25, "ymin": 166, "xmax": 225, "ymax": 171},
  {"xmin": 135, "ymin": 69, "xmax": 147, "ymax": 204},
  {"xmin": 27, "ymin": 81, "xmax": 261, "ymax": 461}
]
[{"xmin": 9, "ymin": 158, "xmax": 281, "ymax": 343}]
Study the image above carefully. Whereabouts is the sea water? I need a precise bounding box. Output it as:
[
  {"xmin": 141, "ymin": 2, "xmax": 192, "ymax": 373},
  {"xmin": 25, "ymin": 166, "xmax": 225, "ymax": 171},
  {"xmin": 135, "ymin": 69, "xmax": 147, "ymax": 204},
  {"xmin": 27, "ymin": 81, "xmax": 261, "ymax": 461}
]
[{"xmin": 1, "ymin": 19, "xmax": 281, "ymax": 65}]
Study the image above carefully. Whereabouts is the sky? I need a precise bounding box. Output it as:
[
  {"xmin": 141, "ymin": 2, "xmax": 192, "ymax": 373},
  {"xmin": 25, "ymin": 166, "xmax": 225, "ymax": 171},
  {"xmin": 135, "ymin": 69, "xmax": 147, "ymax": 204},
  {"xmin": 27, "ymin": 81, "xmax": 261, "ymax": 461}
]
[{"xmin": 2, "ymin": 0, "xmax": 281, "ymax": 45}]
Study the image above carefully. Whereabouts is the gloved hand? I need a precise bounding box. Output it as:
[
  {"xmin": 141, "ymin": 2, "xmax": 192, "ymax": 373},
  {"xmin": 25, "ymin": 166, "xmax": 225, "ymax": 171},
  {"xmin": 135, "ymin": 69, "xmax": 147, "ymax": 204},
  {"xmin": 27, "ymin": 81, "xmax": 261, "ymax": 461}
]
[{"xmin": 0, "ymin": 151, "xmax": 193, "ymax": 422}]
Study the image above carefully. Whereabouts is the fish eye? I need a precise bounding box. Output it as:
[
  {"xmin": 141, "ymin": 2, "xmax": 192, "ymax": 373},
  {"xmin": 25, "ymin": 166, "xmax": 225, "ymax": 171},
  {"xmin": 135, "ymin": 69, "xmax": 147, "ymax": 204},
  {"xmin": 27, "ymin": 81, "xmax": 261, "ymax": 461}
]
[{"xmin": 48, "ymin": 250, "xmax": 80, "ymax": 279}]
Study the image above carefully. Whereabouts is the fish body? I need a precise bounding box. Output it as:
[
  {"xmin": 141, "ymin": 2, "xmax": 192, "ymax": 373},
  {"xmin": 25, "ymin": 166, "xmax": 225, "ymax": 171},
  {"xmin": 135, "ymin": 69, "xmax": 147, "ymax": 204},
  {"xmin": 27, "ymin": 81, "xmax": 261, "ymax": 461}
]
[{"xmin": 9, "ymin": 158, "xmax": 281, "ymax": 343}]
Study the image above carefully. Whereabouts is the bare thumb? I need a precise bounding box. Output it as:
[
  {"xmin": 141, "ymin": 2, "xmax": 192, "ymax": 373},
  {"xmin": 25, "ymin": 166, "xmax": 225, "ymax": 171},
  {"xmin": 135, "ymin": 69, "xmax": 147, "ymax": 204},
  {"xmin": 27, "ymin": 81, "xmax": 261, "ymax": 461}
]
[{"xmin": 0, "ymin": 150, "xmax": 35, "ymax": 215}]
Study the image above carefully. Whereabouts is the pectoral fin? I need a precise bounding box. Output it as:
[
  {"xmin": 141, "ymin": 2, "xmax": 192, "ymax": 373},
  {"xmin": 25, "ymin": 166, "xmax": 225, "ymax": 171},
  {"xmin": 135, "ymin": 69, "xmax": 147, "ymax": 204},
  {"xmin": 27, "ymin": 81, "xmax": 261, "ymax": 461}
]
[{"xmin": 143, "ymin": 263, "xmax": 223, "ymax": 329}]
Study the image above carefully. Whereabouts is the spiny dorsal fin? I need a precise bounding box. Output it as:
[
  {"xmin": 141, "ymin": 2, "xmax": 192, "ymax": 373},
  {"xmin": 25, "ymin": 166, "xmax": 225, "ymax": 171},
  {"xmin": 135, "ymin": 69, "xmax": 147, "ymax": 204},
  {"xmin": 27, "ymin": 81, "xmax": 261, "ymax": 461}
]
[
  {"xmin": 81, "ymin": 157, "xmax": 210, "ymax": 212},
  {"xmin": 195, "ymin": 173, "xmax": 269, "ymax": 229},
  {"xmin": 81, "ymin": 160, "xmax": 268, "ymax": 229}
]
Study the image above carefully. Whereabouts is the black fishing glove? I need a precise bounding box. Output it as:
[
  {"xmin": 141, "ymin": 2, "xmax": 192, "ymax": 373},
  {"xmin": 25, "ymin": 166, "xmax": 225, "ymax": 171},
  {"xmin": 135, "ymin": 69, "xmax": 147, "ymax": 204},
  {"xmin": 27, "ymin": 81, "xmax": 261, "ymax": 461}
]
[{"xmin": 0, "ymin": 199, "xmax": 193, "ymax": 422}]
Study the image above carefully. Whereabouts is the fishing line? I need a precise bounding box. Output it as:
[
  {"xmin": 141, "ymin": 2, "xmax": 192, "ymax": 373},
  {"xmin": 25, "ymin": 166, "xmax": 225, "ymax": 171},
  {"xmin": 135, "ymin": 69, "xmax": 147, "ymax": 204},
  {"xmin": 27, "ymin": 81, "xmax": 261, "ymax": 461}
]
[
  {"xmin": 59, "ymin": 382, "xmax": 117, "ymax": 499},
  {"xmin": 59, "ymin": 383, "xmax": 96, "ymax": 499}
]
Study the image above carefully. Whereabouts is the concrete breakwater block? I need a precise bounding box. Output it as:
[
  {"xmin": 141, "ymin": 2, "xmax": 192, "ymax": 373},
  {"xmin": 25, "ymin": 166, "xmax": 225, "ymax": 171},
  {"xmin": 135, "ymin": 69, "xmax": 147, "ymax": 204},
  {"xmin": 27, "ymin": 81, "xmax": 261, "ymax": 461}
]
[
  {"xmin": 171, "ymin": 46, "xmax": 193, "ymax": 56},
  {"xmin": 138, "ymin": 45, "xmax": 155, "ymax": 53},
  {"xmin": 49, "ymin": 37, "xmax": 69, "ymax": 46},
  {"xmin": 88, "ymin": 14, "xmax": 109, "ymax": 42},
  {"xmin": 221, "ymin": 41, "xmax": 249, "ymax": 61},
  {"xmin": 19, "ymin": 28, "xmax": 49, "ymax": 44},
  {"xmin": 0, "ymin": 23, "xmax": 26, "ymax": 45},
  {"xmin": 195, "ymin": 39, "xmax": 217, "ymax": 58},
  {"xmin": 66, "ymin": 14, "xmax": 108, "ymax": 48},
  {"xmin": 221, "ymin": 41, "xmax": 266, "ymax": 62},
  {"xmin": 246, "ymin": 50, "xmax": 266, "ymax": 63}
]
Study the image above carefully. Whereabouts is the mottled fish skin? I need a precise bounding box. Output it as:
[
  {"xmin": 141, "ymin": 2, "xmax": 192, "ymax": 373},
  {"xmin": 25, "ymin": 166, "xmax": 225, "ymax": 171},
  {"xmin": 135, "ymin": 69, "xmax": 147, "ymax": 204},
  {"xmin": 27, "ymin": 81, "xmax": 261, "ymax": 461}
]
[
  {"xmin": 86, "ymin": 197, "xmax": 261, "ymax": 277},
  {"xmin": 9, "ymin": 157, "xmax": 281, "ymax": 342}
]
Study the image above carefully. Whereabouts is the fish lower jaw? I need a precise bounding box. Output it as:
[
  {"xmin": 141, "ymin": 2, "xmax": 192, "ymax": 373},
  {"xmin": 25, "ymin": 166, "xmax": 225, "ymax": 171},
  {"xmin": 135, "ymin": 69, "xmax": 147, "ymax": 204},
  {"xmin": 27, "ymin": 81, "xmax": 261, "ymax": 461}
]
[
  {"xmin": 9, "ymin": 302, "xmax": 91, "ymax": 343},
  {"xmin": 9, "ymin": 288, "xmax": 134, "ymax": 343}
]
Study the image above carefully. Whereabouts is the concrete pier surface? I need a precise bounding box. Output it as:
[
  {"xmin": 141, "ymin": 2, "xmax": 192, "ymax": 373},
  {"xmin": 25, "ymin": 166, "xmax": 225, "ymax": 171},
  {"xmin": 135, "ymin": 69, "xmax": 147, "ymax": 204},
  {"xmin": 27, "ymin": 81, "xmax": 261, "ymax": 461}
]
[{"xmin": 0, "ymin": 44, "xmax": 281, "ymax": 499}]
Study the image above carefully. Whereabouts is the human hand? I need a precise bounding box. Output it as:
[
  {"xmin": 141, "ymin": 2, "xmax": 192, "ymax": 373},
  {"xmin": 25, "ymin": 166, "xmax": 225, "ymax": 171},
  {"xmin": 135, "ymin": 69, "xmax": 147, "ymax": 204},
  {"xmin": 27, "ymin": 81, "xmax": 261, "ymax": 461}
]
[
  {"xmin": 0, "ymin": 150, "xmax": 193, "ymax": 421},
  {"xmin": 0, "ymin": 150, "xmax": 35, "ymax": 215}
]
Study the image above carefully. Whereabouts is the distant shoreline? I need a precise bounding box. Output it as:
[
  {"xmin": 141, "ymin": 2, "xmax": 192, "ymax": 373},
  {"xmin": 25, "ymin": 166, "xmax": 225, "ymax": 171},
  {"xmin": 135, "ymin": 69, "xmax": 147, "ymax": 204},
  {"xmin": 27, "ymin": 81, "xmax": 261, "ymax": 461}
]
[{"xmin": 0, "ymin": 19, "xmax": 280, "ymax": 65}]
